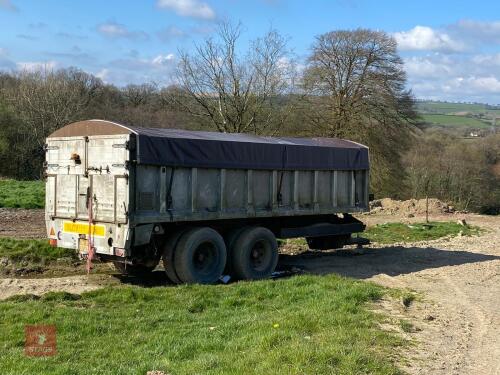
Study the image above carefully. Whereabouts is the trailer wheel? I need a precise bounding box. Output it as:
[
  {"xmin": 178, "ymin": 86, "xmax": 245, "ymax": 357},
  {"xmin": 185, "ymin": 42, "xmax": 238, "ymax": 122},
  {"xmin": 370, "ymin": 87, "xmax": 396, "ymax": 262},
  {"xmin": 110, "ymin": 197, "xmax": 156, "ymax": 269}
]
[
  {"xmin": 113, "ymin": 262, "xmax": 156, "ymax": 277},
  {"xmin": 174, "ymin": 227, "xmax": 227, "ymax": 284},
  {"xmin": 230, "ymin": 227, "xmax": 278, "ymax": 280},
  {"xmin": 223, "ymin": 226, "xmax": 249, "ymax": 274},
  {"xmin": 161, "ymin": 229, "xmax": 189, "ymax": 284}
]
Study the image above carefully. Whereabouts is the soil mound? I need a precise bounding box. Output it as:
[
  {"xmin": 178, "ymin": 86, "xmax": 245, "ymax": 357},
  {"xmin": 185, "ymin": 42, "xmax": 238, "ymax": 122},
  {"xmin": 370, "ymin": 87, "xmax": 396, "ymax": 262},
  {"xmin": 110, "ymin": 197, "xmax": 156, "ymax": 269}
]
[{"xmin": 369, "ymin": 198, "xmax": 454, "ymax": 216}]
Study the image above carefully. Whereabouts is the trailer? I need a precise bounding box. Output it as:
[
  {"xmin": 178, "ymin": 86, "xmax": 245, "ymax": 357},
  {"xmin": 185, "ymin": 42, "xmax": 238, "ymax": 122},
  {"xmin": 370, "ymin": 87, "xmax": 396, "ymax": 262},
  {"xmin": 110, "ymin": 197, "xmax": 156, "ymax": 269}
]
[{"xmin": 45, "ymin": 120, "xmax": 370, "ymax": 283}]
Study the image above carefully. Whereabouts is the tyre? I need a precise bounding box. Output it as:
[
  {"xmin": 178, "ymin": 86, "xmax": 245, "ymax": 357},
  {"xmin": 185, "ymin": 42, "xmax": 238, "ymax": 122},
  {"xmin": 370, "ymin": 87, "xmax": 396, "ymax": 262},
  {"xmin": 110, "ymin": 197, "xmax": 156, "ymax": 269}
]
[
  {"xmin": 230, "ymin": 227, "xmax": 278, "ymax": 280},
  {"xmin": 223, "ymin": 226, "xmax": 249, "ymax": 274},
  {"xmin": 161, "ymin": 229, "xmax": 189, "ymax": 284},
  {"xmin": 113, "ymin": 261, "xmax": 156, "ymax": 277},
  {"xmin": 174, "ymin": 227, "xmax": 227, "ymax": 284}
]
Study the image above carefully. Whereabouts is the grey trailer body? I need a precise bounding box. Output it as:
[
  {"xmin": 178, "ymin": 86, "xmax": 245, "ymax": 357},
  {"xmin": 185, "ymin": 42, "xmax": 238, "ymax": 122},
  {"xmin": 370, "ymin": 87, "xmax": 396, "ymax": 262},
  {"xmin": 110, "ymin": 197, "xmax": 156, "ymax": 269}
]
[{"xmin": 45, "ymin": 120, "xmax": 369, "ymax": 283}]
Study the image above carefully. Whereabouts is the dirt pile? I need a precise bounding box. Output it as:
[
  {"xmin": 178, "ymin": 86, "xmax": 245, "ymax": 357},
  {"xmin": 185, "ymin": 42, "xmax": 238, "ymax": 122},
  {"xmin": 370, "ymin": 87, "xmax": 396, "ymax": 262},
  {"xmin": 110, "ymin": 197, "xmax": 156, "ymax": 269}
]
[{"xmin": 369, "ymin": 198, "xmax": 455, "ymax": 217}]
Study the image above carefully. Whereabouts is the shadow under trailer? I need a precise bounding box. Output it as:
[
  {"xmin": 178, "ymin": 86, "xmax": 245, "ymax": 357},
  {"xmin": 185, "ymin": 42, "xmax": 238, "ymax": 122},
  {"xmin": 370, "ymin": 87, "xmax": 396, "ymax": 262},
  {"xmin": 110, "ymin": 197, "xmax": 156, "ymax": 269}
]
[{"xmin": 45, "ymin": 120, "xmax": 370, "ymax": 284}]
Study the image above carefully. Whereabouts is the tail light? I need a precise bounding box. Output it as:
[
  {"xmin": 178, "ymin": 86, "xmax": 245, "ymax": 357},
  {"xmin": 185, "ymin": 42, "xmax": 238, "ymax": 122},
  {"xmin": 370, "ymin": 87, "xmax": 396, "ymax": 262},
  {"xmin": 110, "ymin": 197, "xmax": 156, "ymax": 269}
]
[
  {"xmin": 49, "ymin": 239, "xmax": 57, "ymax": 247},
  {"xmin": 114, "ymin": 248, "xmax": 125, "ymax": 257}
]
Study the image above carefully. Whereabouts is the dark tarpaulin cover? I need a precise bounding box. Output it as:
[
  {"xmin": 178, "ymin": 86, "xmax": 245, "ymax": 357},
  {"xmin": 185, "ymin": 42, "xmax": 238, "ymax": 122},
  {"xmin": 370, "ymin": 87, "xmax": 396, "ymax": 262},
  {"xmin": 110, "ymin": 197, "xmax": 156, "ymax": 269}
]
[{"xmin": 129, "ymin": 127, "xmax": 369, "ymax": 171}]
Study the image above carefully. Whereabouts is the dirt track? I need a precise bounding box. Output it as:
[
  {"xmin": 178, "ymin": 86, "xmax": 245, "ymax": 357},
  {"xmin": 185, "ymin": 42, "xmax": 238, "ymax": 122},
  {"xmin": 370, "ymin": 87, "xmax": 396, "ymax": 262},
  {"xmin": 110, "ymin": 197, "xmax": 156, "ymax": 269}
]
[
  {"xmin": 0, "ymin": 208, "xmax": 45, "ymax": 239},
  {"xmin": 0, "ymin": 209, "xmax": 499, "ymax": 374},
  {"xmin": 282, "ymin": 213, "xmax": 500, "ymax": 375}
]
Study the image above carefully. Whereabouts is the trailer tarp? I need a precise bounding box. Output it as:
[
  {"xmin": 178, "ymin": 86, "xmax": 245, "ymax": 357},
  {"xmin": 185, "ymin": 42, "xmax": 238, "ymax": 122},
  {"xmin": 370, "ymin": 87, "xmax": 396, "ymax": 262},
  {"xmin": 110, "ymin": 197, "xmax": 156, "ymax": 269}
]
[
  {"xmin": 131, "ymin": 127, "xmax": 369, "ymax": 170},
  {"xmin": 49, "ymin": 120, "xmax": 369, "ymax": 171}
]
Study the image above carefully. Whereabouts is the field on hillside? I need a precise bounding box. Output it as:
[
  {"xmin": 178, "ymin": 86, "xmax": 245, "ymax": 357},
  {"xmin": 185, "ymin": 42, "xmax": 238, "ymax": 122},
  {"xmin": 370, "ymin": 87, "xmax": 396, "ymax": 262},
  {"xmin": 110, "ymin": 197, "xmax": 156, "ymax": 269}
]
[
  {"xmin": 416, "ymin": 101, "xmax": 499, "ymax": 134},
  {"xmin": 419, "ymin": 114, "xmax": 492, "ymax": 129},
  {"xmin": 417, "ymin": 101, "xmax": 500, "ymax": 116}
]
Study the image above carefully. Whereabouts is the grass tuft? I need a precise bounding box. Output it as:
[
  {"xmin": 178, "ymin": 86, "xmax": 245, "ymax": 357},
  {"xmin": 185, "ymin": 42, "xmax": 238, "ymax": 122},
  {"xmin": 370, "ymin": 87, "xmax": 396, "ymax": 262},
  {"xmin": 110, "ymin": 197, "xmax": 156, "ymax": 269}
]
[{"xmin": 399, "ymin": 320, "xmax": 414, "ymax": 333}]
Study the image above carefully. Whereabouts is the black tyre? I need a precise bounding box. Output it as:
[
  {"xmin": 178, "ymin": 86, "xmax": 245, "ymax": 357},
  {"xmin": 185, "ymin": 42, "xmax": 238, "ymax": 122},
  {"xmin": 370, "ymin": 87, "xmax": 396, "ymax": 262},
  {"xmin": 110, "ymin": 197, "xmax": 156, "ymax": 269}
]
[
  {"xmin": 230, "ymin": 227, "xmax": 278, "ymax": 280},
  {"xmin": 223, "ymin": 226, "xmax": 249, "ymax": 274},
  {"xmin": 161, "ymin": 229, "xmax": 189, "ymax": 284},
  {"xmin": 113, "ymin": 262, "xmax": 156, "ymax": 277},
  {"xmin": 174, "ymin": 227, "xmax": 227, "ymax": 284}
]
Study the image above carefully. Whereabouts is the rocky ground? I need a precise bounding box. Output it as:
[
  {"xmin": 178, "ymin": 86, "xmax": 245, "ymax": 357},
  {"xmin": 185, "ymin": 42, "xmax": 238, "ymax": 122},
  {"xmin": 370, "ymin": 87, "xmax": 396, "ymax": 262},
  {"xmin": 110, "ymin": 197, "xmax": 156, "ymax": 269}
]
[{"xmin": 0, "ymin": 206, "xmax": 498, "ymax": 375}]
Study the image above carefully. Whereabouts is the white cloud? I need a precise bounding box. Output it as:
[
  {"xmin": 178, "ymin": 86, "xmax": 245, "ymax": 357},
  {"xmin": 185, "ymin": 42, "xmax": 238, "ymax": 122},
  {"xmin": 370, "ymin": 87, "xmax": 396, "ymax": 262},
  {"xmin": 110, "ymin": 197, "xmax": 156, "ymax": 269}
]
[
  {"xmin": 98, "ymin": 53, "xmax": 177, "ymax": 85},
  {"xmin": 97, "ymin": 22, "xmax": 148, "ymax": 40},
  {"xmin": 152, "ymin": 54, "xmax": 175, "ymax": 66},
  {"xmin": 95, "ymin": 68, "xmax": 110, "ymax": 82},
  {"xmin": 471, "ymin": 53, "xmax": 500, "ymax": 66},
  {"xmin": 452, "ymin": 19, "xmax": 500, "ymax": 44},
  {"xmin": 157, "ymin": 0, "xmax": 216, "ymax": 20},
  {"xmin": 394, "ymin": 26, "xmax": 465, "ymax": 53},
  {"xmin": 16, "ymin": 61, "xmax": 59, "ymax": 71},
  {"xmin": 403, "ymin": 51, "xmax": 500, "ymax": 103},
  {"xmin": 0, "ymin": 0, "xmax": 18, "ymax": 12},
  {"xmin": 464, "ymin": 76, "xmax": 500, "ymax": 93},
  {"xmin": 404, "ymin": 55, "xmax": 454, "ymax": 78}
]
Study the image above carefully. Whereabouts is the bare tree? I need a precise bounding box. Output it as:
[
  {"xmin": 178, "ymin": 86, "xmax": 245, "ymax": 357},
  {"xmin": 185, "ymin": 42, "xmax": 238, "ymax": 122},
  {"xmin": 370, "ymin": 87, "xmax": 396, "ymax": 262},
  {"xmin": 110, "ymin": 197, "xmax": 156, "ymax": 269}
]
[
  {"xmin": 4, "ymin": 67, "xmax": 101, "ymax": 147},
  {"xmin": 302, "ymin": 28, "xmax": 417, "ymax": 138},
  {"xmin": 123, "ymin": 83, "xmax": 158, "ymax": 107},
  {"xmin": 301, "ymin": 29, "xmax": 418, "ymax": 197},
  {"xmin": 172, "ymin": 22, "xmax": 296, "ymax": 134}
]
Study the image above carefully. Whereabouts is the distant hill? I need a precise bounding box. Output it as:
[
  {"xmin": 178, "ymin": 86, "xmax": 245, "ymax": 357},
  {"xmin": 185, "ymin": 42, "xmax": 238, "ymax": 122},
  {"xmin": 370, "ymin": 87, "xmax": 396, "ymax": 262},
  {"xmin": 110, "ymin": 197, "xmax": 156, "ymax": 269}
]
[
  {"xmin": 417, "ymin": 101, "xmax": 500, "ymax": 115},
  {"xmin": 416, "ymin": 101, "xmax": 499, "ymax": 132}
]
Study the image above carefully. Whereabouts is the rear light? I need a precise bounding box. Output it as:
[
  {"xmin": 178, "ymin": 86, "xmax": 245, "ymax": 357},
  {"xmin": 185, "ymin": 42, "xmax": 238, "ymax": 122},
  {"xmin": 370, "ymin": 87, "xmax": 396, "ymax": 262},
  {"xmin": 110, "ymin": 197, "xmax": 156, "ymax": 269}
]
[
  {"xmin": 114, "ymin": 247, "xmax": 125, "ymax": 257},
  {"xmin": 49, "ymin": 239, "xmax": 57, "ymax": 247}
]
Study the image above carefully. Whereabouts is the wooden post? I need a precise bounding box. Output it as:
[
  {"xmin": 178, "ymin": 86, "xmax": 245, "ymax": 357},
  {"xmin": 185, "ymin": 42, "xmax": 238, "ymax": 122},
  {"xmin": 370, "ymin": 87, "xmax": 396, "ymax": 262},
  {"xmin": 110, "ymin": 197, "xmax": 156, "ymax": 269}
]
[{"xmin": 426, "ymin": 195, "xmax": 429, "ymax": 224}]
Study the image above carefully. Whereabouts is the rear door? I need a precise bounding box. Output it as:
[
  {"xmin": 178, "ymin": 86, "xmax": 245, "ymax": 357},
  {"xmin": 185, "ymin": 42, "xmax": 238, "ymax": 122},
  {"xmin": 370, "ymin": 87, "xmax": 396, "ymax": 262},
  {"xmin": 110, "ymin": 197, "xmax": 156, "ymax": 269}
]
[
  {"xmin": 46, "ymin": 135, "xmax": 130, "ymax": 223},
  {"xmin": 46, "ymin": 137, "xmax": 87, "ymax": 219},
  {"xmin": 86, "ymin": 135, "xmax": 130, "ymax": 223}
]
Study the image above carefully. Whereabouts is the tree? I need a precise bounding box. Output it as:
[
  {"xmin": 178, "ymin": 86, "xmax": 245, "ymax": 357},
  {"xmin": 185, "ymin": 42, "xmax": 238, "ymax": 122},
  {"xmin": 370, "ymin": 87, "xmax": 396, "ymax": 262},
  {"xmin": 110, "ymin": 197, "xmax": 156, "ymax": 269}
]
[
  {"xmin": 4, "ymin": 67, "xmax": 102, "ymax": 147},
  {"xmin": 301, "ymin": 29, "xmax": 418, "ymax": 197},
  {"xmin": 172, "ymin": 22, "xmax": 296, "ymax": 135},
  {"xmin": 0, "ymin": 68, "xmax": 102, "ymax": 178}
]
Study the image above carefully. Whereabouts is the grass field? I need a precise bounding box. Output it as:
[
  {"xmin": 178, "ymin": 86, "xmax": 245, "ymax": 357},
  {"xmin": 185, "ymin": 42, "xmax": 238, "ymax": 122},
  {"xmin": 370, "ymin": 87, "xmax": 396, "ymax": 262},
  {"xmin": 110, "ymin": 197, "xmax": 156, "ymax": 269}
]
[
  {"xmin": 0, "ymin": 238, "xmax": 75, "ymax": 264},
  {"xmin": 420, "ymin": 114, "xmax": 491, "ymax": 129},
  {"xmin": 417, "ymin": 101, "xmax": 500, "ymax": 116},
  {"xmin": 0, "ymin": 179, "xmax": 45, "ymax": 209},
  {"xmin": 363, "ymin": 221, "xmax": 481, "ymax": 244},
  {"xmin": 0, "ymin": 275, "xmax": 404, "ymax": 375}
]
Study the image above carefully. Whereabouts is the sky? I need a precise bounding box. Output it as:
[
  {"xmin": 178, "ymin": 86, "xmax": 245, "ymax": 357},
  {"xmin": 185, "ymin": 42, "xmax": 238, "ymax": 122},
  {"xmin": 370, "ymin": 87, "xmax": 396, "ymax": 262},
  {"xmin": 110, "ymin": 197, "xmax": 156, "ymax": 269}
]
[{"xmin": 1, "ymin": 0, "xmax": 500, "ymax": 104}]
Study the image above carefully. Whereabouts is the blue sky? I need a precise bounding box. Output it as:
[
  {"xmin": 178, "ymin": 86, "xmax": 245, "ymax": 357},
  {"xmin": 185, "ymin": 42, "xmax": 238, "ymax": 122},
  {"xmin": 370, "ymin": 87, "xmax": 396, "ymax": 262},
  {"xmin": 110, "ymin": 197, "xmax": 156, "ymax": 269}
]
[{"xmin": 1, "ymin": 0, "xmax": 500, "ymax": 103}]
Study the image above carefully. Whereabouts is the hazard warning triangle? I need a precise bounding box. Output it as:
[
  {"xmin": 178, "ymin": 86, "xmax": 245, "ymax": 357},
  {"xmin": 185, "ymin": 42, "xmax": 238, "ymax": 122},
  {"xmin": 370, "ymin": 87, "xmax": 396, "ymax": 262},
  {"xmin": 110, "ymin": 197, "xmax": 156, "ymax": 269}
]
[{"xmin": 49, "ymin": 227, "xmax": 55, "ymax": 236}]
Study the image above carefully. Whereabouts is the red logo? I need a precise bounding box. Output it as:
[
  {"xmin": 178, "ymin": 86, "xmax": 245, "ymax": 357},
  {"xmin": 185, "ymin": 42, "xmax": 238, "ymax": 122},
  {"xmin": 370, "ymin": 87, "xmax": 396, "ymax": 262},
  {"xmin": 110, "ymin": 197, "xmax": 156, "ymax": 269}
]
[{"xmin": 25, "ymin": 325, "xmax": 57, "ymax": 357}]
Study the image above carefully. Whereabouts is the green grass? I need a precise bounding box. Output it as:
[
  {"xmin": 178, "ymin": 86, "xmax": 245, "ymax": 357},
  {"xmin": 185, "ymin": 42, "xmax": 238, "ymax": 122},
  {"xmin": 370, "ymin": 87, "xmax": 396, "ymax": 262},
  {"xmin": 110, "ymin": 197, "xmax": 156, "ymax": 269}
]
[
  {"xmin": 420, "ymin": 114, "xmax": 491, "ymax": 129},
  {"xmin": 0, "ymin": 238, "xmax": 75, "ymax": 264},
  {"xmin": 399, "ymin": 320, "xmax": 414, "ymax": 333},
  {"xmin": 0, "ymin": 179, "xmax": 45, "ymax": 208},
  {"xmin": 0, "ymin": 275, "xmax": 404, "ymax": 375},
  {"xmin": 417, "ymin": 101, "xmax": 500, "ymax": 115},
  {"xmin": 364, "ymin": 221, "xmax": 481, "ymax": 244}
]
